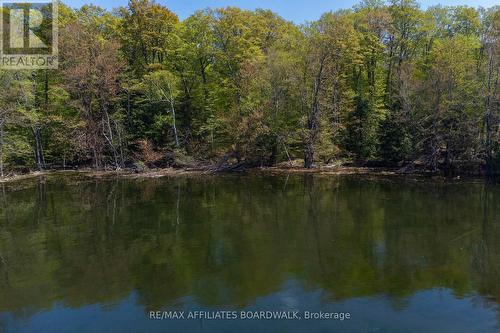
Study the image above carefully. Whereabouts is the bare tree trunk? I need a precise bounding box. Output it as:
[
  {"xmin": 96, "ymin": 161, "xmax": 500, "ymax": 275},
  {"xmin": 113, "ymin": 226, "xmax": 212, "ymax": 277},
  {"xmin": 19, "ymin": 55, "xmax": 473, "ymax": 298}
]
[
  {"xmin": 484, "ymin": 46, "xmax": 498, "ymax": 179},
  {"xmin": 113, "ymin": 119, "xmax": 125, "ymax": 168},
  {"xmin": 169, "ymin": 92, "xmax": 180, "ymax": 148},
  {"xmin": 200, "ymin": 60, "xmax": 214, "ymax": 152},
  {"xmin": 92, "ymin": 144, "xmax": 99, "ymax": 169},
  {"xmin": 304, "ymin": 57, "xmax": 325, "ymax": 169},
  {"xmin": 103, "ymin": 109, "xmax": 119, "ymax": 169},
  {"xmin": 32, "ymin": 125, "xmax": 45, "ymax": 171},
  {"xmin": 39, "ymin": 128, "xmax": 46, "ymax": 168},
  {"xmin": 429, "ymin": 78, "xmax": 442, "ymax": 172},
  {"xmin": 279, "ymin": 136, "xmax": 292, "ymax": 166},
  {"xmin": 85, "ymin": 104, "xmax": 99, "ymax": 169}
]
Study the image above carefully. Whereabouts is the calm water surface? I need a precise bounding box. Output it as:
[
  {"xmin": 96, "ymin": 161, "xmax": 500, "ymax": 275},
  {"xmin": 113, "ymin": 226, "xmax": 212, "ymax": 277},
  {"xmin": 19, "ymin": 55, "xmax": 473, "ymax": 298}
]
[{"xmin": 0, "ymin": 173, "xmax": 499, "ymax": 332}]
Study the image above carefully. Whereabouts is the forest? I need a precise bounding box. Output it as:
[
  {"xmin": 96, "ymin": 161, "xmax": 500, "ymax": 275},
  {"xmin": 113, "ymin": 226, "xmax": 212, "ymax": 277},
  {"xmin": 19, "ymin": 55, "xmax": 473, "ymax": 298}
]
[{"xmin": 0, "ymin": 0, "xmax": 499, "ymax": 177}]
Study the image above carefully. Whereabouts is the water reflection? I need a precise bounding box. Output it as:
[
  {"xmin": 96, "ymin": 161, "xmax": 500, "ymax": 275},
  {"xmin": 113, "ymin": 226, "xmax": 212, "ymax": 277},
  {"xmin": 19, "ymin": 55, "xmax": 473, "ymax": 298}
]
[{"xmin": 0, "ymin": 174, "xmax": 499, "ymax": 332}]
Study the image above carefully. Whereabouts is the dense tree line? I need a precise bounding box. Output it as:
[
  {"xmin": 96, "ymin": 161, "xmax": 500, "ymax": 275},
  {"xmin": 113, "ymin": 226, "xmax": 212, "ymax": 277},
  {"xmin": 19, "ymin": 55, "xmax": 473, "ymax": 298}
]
[{"xmin": 0, "ymin": 0, "xmax": 498, "ymax": 176}]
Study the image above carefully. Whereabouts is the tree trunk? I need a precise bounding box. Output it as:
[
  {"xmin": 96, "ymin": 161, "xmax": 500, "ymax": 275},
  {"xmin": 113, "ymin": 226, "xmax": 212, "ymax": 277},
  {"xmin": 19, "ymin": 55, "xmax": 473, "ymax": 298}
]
[
  {"xmin": 32, "ymin": 125, "xmax": 45, "ymax": 171},
  {"xmin": 200, "ymin": 59, "xmax": 209, "ymax": 105},
  {"xmin": 304, "ymin": 56, "xmax": 325, "ymax": 169},
  {"xmin": 103, "ymin": 109, "xmax": 119, "ymax": 169},
  {"xmin": 114, "ymin": 119, "xmax": 125, "ymax": 168},
  {"xmin": 169, "ymin": 93, "xmax": 180, "ymax": 148},
  {"xmin": 484, "ymin": 45, "xmax": 497, "ymax": 179},
  {"xmin": 304, "ymin": 144, "xmax": 315, "ymax": 168},
  {"xmin": 92, "ymin": 142, "xmax": 99, "ymax": 169},
  {"xmin": 200, "ymin": 59, "xmax": 214, "ymax": 152}
]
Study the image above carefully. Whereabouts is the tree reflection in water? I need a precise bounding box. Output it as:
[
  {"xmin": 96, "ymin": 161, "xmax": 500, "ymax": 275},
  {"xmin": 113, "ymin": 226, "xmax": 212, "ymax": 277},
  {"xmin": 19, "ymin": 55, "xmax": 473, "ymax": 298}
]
[{"xmin": 0, "ymin": 174, "xmax": 499, "ymax": 331}]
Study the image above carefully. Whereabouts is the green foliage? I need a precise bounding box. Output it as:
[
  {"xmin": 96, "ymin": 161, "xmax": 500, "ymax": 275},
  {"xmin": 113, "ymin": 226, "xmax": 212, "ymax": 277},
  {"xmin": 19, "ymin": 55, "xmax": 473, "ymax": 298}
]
[
  {"xmin": 379, "ymin": 115, "xmax": 412, "ymax": 164},
  {"xmin": 0, "ymin": 0, "xmax": 498, "ymax": 175}
]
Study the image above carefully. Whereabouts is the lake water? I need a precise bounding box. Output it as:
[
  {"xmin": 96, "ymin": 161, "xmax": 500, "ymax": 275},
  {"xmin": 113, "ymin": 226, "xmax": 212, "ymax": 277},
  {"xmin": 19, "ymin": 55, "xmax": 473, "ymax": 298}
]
[{"xmin": 0, "ymin": 173, "xmax": 499, "ymax": 332}]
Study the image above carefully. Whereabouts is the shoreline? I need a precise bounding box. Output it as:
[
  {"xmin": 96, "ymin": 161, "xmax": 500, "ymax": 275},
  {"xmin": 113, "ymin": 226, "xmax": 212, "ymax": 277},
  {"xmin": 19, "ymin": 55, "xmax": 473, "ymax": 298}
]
[{"xmin": 0, "ymin": 165, "xmax": 486, "ymax": 185}]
